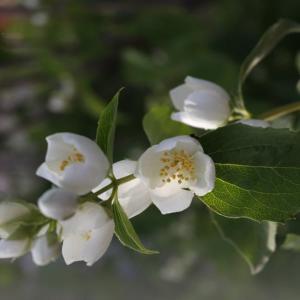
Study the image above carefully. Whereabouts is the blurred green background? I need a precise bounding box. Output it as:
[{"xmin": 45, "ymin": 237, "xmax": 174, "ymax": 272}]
[{"xmin": 0, "ymin": 0, "xmax": 300, "ymax": 299}]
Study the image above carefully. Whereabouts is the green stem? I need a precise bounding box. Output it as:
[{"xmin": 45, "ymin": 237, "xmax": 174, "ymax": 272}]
[
  {"xmin": 259, "ymin": 101, "xmax": 300, "ymax": 121},
  {"xmin": 94, "ymin": 174, "xmax": 136, "ymax": 196}
]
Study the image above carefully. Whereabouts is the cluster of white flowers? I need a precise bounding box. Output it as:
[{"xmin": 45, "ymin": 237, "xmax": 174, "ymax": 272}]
[{"xmin": 0, "ymin": 76, "xmax": 269, "ymax": 267}]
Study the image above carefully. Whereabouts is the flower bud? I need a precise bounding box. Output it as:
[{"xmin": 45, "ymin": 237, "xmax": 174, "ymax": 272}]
[{"xmin": 170, "ymin": 76, "xmax": 231, "ymax": 129}]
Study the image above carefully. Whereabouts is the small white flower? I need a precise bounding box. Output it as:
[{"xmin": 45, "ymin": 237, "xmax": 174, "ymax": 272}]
[
  {"xmin": 38, "ymin": 188, "xmax": 78, "ymax": 220},
  {"xmin": 170, "ymin": 76, "xmax": 231, "ymax": 130},
  {"xmin": 36, "ymin": 133, "xmax": 110, "ymax": 195},
  {"xmin": 93, "ymin": 160, "xmax": 152, "ymax": 218},
  {"xmin": 0, "ymin": 239, "xmax": 30, "ymax": 259},
  {"xmin": 60, "ymin": 202, "xmax": 114, "ymax": 266},
  {"xmin": 136, "ymin": 136, "xmax": 215, "ymax": 214},
  {"xmin": 31, "ymin": 229, "xmax": 60, "ymax": 266},
  {"xmin": 0, "ymin": 202, "xmax": 30, "ymax": 239},
  {"xmin": 238, "ymin": 119, "xmax": 270, "ymax": 128}
]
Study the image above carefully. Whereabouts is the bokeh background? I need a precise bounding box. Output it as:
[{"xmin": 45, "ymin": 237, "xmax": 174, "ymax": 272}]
[{"xmin": 0, "ymin": 0, "xmax": 300, "ymax": 299}]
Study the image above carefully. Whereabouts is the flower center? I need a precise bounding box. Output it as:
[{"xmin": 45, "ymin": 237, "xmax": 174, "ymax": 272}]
[
  {"xmin": 82, "ymin": 230, "xmax": 92, "ymax": 241},
  {"xmin": 59, "ymin": 147, "xmax": 85, "ymax": 171},
  {"xmin": 159, "ymin": 149, "xmax": 196, "ymax": 185}
]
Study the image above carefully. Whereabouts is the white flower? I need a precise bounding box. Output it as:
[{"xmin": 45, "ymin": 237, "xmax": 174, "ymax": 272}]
[
  {"xmin": 38, "ymin": 188, "xmax": 78, "ymax": 220},
  {"xmin": 0, "ymin": 202, "xmax": 30, "ymax": 239},
  {"xmin": 170, "ymin": 76, "xmax": 231, "ymax": 129},
  {"xmin": 238, "ymin": 119, "xmax": 270, "ymax": 128},
  {"xmin": 60, "ymin": 202, "xmax": 114, "ymax": 266},
  {"xmin": 136, "ymin": 136, "xmax": 215, "ymax": 214},
  {"xmin": 31, "ymin": 227, "xmax": 60, "ymax": 266},
  {"xmin": 36, "ymin": 133, "xmax": 109, "ymax": 195},
  {"xmin": 93, "ymin": 160, "xmax": 152, "ymax": 218},
  {"xmin": 0, "ymin": 239, "xmax": 30, "ymax": 259}
]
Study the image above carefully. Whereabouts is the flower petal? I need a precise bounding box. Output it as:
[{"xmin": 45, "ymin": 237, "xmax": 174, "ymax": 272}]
[
  {"xmin": 62, "ymin": 220, "xmax": 114, "ymax": 266},
  {"xmin": 150, "ymin": 189, "xmax": 194, "ymax": 214},
  {"xmin": 169, "ymin": 84, "xmax": 193, "ymax": 110},
  {"xmin": 60, "ymin": 202, "xmax": 111, "ymax": 238},
  {"xmin": 37, "ymin": 133, "xmax": 110, "ymax": 195},
  {"xmin": 189, "ymin": 152, "xmax": 215, "ymax": 196},
  {"xmin": 38, "ymin": 188, "xmax": 78, "ymax": 220},
  {"xmin": 0, "ymin": 239, "xmax": 30, "ymax": 258},
  {"xmin": 185, "ymin": 76, "xmax": 230, "ymax": 100},
  {"xmin": 31, "ymin": 234, "xmax": 60, "ymax": 266}
]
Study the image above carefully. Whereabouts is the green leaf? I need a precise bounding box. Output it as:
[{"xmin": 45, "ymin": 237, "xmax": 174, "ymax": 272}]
[
  {"xmin": 143, "ymin": 103, "xmax": 194, "ymax": 145},
  {"xmin": 211, "ymin": 213, "xmax": 277, "ymax": 274},
  {"xmin": 199, "ymin": 124, "xmax": 300, "ymax": 222},
  {"xmin": 112, "ymin": 196, "xmax": 158, "ymax": 255},
  {"xmin": 96, "ymin": 89, "xmax": 122, "ymax": 162},
  {"xmin": 237, "ymin": 19, "xmax": 300, "ymax": 110}
]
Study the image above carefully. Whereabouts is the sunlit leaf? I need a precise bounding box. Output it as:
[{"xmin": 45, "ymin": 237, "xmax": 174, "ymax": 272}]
[{"xmin": 199, "ymin": 124, "xmax": 300, "ymax": 222}]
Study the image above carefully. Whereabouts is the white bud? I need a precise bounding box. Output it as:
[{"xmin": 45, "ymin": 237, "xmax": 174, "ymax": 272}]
[{"xmin": 170, "ymin": 76, "xmax": 231, "ymax": 130}]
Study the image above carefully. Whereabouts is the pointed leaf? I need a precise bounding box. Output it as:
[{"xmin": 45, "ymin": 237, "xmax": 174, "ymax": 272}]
[
  {"xmin": 112, "ymin": 196, "xmax": 158, "ymax": 255},
  {"xmin": 96, "ymin": 89, "xmax": 123, "ymax": 162},
  {"xmin": 199, "ymin": 124, "xmax": 300, "ymax": 222}
]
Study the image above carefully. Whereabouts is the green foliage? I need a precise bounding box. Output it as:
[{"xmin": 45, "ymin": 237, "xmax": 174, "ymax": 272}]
[
  {"xmin": 112, "ymin": 196, "xmax": 158, "ymax": 255},
  {"xmin": 143, "ymin": 104, "xmax": 194, "ymax": 145},
  {"xmin": 96, "ymin": 89, "xmax": 122, "ymax": 163},
  {"xmin": 199, "ymin": 124, "xmax": 300, "ymax": 222},
  {"xmin": 237, "ymin": 19, "xmax": 300, "ymax": 109},
  {"xmin": 211, "ymin": 213, "xmax": 277, "ymax": 274}
]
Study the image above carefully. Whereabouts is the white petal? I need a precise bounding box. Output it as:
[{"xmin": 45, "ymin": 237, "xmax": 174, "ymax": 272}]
[
  {"xmin": 38, "ymin": 188, "xmax": 78, "ymax": 220},
  {"xmin": 136, "ymin": 146, "xmax": 163, "ymax": 189},
  {"xmin": 155, "ymin": 135, "xmax": 203, "ymax": 153},
  {"xmin": 137, "ymin": 136, "xmax": 202, "ymax": 189},
  {"xmin": 36, "ymin": 163, "xmax": 61, "ymax": 188},
  {"xmin": 0, "ymin": 239, "xmax": 30, "ymax": 258},
  {"xmin": 60, "ymin": 202, "xmax": 111, "ymax": 238},
  {"xmin": 238, "ymin": 119, "xmax": 270, "ymax": 128},
  {"xmin": 62, "ymin": 220, "xmax": 114, "ymax": 266},
  {"xmin": 182, "ymin": 90, "xmax": 231, "ymax": 129},
  {"xmin": 189, "ymin": 152, "xmax": 215, "ymax": 196},
  {"xmin": 185, "ymin": 76, "xmax": 230, "ymax": 100},
  {"xmin": 150, "ymin": 189, "xmax": 194, "ymax": 214},
  {"xmin": 169, "ymin": 84, "xmax": 193, "ymax": 110},
  {"xmin": 31, "ymin": 234, "xmax": 60, "ymax": 266},
  {"xmin": 37, "ymin": 133, "xmax": 110, "ymax": 195},
  {"xmin": 171, "ymin": 111, "xmax": 218, "ymax": 129},
  {"xmin": 112, "ymin": 160, "xmax": 151, "ymax": 218}
]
